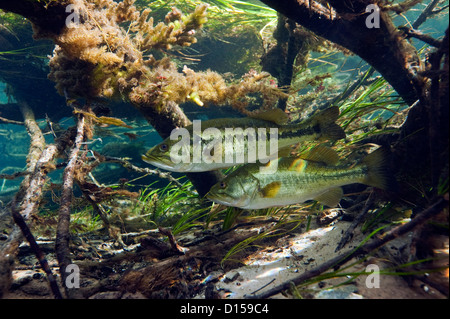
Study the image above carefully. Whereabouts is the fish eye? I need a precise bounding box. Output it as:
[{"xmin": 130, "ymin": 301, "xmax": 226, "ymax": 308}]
[
  {"xmin": 159, "ymin": 143, "xmax": 168, "ymax": 152},
  {"xmin": 219, "ymin": 181, "xmax": 227, "ymax": 189}
]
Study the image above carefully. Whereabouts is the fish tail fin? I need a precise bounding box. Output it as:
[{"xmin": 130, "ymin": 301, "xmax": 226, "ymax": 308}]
[
  {"xmin": 361, "ymin": 148, "xmax": 393, "ymax": 190},
  {"xmin": 312, "ymin": 106, "xmax": 346, "ymax": 141}
]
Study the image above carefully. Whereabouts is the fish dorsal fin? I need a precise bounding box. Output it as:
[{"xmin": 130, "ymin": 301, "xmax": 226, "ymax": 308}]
[
  {"xmin": 249, "ymin": 108, "xmax": 289, "ymax": 125},
  {"xmin": 260, "ymin": 181, "xmax": 282, "ymax": 198},
  {"xmin": 301, "ymin": 146, "xmax": 339, "ymax": 166},
  {"xmin": 314, "ymin": 187, "xmax": 343, "ymax": 207}
]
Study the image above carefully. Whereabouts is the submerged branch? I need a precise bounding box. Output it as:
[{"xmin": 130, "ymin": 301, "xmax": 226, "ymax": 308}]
[
  {"xmin": 0, "ymin": 116, "xmax": 24, "ymax": 125},
  {"xmin": 18, "ymin": 101, "xmax": 46, "ymax": 192},
  {"xmin": 335, "ymin": 191, "xmax": 375, "ymax": 252},
  {"xmin": 55, "ymin": 114, "xmax": 86, "ymax": 299},
  {"xmin": 400, "ymin": 27, "xmax": 443, "ymax": 47},
  {"xmin": 104, "ymin": 155, "xmax": 184, "ymax": 189},
  {"xmin": 259, "ymin": 0, "xmax": 422, "ymax": 105},
  {"xmin": 0, "ymin": 171, "xmax": 30, "ymax": 180},
  {"xmin": 412, "ymin": 0, "xmax": 443, "ymax": 29},
  {"xmin": 11, "ymin": 198, "xmax": 63, "ymax": 299},
  {"xmin": 1, "ymin": 103, "xmax": 62, "ymax": 298}
]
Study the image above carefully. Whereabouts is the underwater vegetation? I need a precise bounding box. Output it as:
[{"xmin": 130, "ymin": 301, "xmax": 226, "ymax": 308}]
[{"xmin": 0, "ymin": 0, "xmax": 448, "ymax": 300}]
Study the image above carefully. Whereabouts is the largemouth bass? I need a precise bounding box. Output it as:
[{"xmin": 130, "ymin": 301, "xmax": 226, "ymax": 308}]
[
  {"xmin": 142, "ymin": 106, "xmax": 345, "ymax": 172},
  {"xmin": 206, "ymin": 146, "xmax": 387, "ymax": 209}
]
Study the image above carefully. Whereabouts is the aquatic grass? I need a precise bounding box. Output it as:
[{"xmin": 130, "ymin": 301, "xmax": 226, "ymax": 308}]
[
  {"xmin": 332, "ymin": 48, "xmax": 430, "ymax": 134},
  {"xmin": 147, "ymin": 180, "xmax": 198, "ymax": 224},
  {"xmin": 295, "ymin": 254, "xmax": 448, "ymax": 296},
  {"xmin": 172, "ymin": 202, "xmax": 212, "ymax": 235},
  {"xmin": 221, "ymin": 228, "xmax": 272, "ymax": 266},
  {"xmin": 136, "ymin": 0, "xmax": 276, "ymax": 31},
  {"xmin": 221, "ymin": 207, "xmax": 244, "ymax": 230},
  {"xmin": 0, "ymin": 45, "xmax": 51, "ymax": 60},
  {"xmin": 437, "ymin": 176, "xmax": 449, "ymax": 195},
  {"xmin": 217, "ymin": 200, "xmax": 307, "ymax": 231},
  {"xmin": 70, "ymin": 206, "xmax": 103, "ymax": 234},
  {"xmin": 126, "ymin": 177, "xmax": 215, "ymax": 232},
  {"xmin": 338, "ymin": 78, "xmax": 403, "ymax": 124},
  {"xmin": 221, "ymin": 207, "xmax": 306, "ymax": 266},
  {"xmin": 361, "ymin": 202, "xmax": 409, "ymax": 233}
]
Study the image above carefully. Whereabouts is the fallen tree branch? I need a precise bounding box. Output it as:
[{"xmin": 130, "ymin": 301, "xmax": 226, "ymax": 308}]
[
  {"xmin": 1, "ymin": 102, "xmax": 63, "ymax": 298},
  {"xmin": 412, "ymin": 0, "xmax": 443, "ymax": 29},
  {"xmin": 248, "ymin": 195, "xmax": 448, "ymax": 299},
  {"xmin": 55, "ymin": 113, "xmax": 86, "ymax": 299},
  {"xmin": 400, "ymin": 27, "xmax": 443, "ymax": 48},
  {"xmin": 10, "ymin": 197, "xmax": 63, "ymax": 299}
]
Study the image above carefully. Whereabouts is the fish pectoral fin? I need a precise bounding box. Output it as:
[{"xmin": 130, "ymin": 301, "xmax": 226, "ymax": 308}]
[
  {"xmin": 314, "ymin": 187, "xmax": 343, "ymax": 207},
  {"xmin": 260, "ymin": 181, "xmax": 282, "ymax": 198},
  {"xmin": 301, "ymin": 145, "xmax": 339, "ymax": 166},
  {"xmin": 249, "ymin": 108, "xmax": 289, "ymax": 125}
]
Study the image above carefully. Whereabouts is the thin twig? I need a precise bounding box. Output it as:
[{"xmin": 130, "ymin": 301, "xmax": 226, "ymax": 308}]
[
  {"xmin": 104, "ymin": 156, "xmax": 184, "ymax": 188},
  {"xmin": 159, "ymin": 226, "xmax": 189, "ymax": 254},
  {"xmin": 250, "ymin": 278, "xmax": 276, "ymax": 295},
  {"xmin": 11, "ymin": 197, "xmax": 63, "ymax": 299},
  {"xmin": 335, "ymin": 191, "xmax": 374, "ymax": 252},
  {"xmin": 412, "ymin": 0, "xmax": 442, "ymax": 29},
  {"xmin": 0, "ymin": 116, "xmax": 24, "ymax": 125},
  {"xmin": 0, "ymin": 171, "xmax": 30, "ymax": 180},
  {"xmin": 248, "ymin": 196, "xmax": 448, "ymax": 299},
  {"xmin": 0, "ymin": 161, "xmax": 68, "ymax": 180},
  {"xmin": 400, "ymin": 27, "xmax": 443, "ymax": 48}
]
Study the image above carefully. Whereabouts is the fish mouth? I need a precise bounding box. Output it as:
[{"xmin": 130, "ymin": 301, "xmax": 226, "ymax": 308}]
[
  {"xmin": 142, "ymin": 154, "xmax": 175, "ymax": 170},
  {"xmin": 206, "ymin": 195, "xmax": 235, "ymax": 207},
  {"xmin": 206, "ymin": 191, "xmax": 246, "ymax": 208},
  {"xmin": 141, "ymin": 154, "xmax": 193, "ymax": 172}
]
